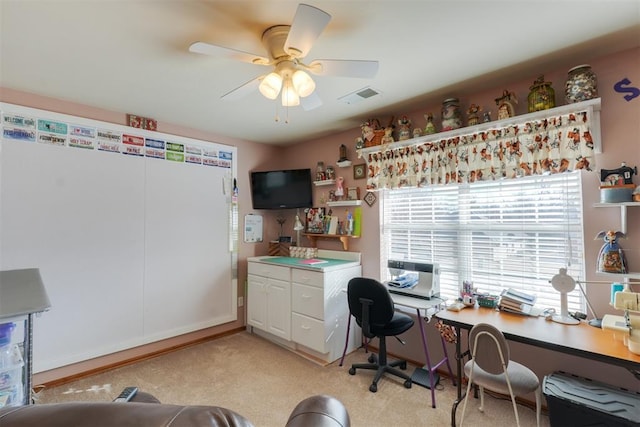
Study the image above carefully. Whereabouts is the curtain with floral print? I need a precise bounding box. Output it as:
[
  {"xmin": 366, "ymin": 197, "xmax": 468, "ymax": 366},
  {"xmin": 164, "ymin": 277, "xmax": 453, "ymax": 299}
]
[{"xmin": 362, "ymin": 109, "xmax": 596, "ymax": 190}]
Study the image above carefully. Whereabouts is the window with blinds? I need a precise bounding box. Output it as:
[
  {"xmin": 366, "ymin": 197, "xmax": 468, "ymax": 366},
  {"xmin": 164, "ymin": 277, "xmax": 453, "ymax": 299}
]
[{"xmin": 380, "ymin": 171, "xmax": 585, "ymax": 313}]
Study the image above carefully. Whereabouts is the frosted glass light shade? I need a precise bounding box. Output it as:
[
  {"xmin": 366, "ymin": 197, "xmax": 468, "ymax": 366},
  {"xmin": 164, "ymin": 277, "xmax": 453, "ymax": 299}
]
[
  {"xmin": 292, "ymin": 70, "xmax": 315, "ymax": 97},
  {"xmin": 259, "ymin": 72, "xmax": 283, "ymax": 100},
  {"xmin": 281, "ymin": 80, "xmax": 300, "ymax": 106}
]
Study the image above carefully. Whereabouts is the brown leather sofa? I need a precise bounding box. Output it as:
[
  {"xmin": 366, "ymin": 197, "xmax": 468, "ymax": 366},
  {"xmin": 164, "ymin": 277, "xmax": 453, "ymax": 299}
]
[{"xmin": 0, "ymin": 391, "xmax": 350, "ymax": 427}]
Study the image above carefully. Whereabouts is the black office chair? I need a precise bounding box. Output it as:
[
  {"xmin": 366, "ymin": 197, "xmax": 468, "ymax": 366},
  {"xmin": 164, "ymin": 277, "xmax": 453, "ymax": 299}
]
[{"xmin": 347, "ymin": 277, "xmax": 414, "ymax": 392}]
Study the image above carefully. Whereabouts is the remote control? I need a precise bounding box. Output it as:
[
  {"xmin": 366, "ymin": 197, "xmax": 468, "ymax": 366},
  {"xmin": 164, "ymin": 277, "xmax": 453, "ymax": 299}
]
[{"xmin": 113, "ymin": 386, "xmax": 138, "ymax": 402}]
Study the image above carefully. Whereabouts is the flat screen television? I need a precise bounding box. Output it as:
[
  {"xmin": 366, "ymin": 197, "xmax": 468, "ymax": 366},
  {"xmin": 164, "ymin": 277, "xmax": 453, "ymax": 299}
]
[{"xmin": 250, "ymin": 168, "xmax": 313, "ymax": 210}]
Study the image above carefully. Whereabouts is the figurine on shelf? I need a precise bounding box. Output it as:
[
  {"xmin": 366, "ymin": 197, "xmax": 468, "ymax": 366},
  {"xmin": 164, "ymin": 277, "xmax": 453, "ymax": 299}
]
[
  {"xmin": 495, "ymin": 89, "xmax": 518, "ymax": 120},
  {"xmin": 397, "ymin": 116, "xmax": 412, "ymax": 141},
  {"xmin": 413, "ymin": 127, "xmax": 422, "ymax": 138},
  {"xmin": 316, "ymin": 161, "xmax": 325, "ymax": 181},
  {"xmin": 595, "ymin": 230, "xmax": 628, "ymax": 274},
  {"xmin": 482, "ymin": 111, "xmax": 492, "ymax": 123},
  {"xmin": 467, "ymin": 104, "xmax": 482, "ymax": 126},
  {"xmin": 335, "ymin": 176, "xmax": 345, "ymax": 198},
  {"xmin": 338, "ymin": 144, "xmax": 348, "ymax": 162},
  {"xmin": 381, "ymin": 126, "xmax": 395, "ymax": 144},
  {"xmin": 423, "ymin": 112, "xmax": 437, "ymax": 134},
  {"xmin": 325, "ymin": 165, "xmax": 336, "ymax": 180},
  {"xmin": 355, "ymin": 136, "xmax": 365, "ymax": 150}
]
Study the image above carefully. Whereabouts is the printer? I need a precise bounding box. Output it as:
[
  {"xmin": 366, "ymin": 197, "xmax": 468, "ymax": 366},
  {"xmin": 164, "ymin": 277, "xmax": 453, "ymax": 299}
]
[{"xmin": 386, "ymin": 259, "xmax": 440, "ymax": 300}]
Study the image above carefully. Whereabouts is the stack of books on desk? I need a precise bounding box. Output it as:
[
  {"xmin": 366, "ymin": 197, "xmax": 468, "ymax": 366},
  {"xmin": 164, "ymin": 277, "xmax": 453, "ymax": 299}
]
[{"xmin": 499, "ymin": 288, "xmax": 537, "ymax": 316}]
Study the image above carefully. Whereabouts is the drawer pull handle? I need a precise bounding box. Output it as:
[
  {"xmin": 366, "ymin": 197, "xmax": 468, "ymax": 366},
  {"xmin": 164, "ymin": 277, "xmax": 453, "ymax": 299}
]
[
  {"xmin": 302, "ymin": 294, "xmax": 311, "ymax": 299},
  {"xmin": 301, "ymin": 325, "xmax": 311, "ymax": 330}
]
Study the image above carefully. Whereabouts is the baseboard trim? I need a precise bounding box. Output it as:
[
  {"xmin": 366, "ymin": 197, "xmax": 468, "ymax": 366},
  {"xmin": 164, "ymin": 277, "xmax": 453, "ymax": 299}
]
[{"xmin": 35, "ymin": 327, "xmax": 245, "ymax": 388}]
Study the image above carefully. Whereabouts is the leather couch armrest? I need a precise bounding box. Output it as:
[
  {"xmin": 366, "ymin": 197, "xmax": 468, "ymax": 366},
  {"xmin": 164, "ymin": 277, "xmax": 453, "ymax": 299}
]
[{"xmin": 285, "ymin": 395, "xmax": 350, "ymax": 427}]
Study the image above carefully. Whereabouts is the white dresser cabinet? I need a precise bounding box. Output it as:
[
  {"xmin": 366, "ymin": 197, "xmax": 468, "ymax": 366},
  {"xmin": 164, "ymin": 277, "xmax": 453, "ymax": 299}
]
[
  {"xmin": 247, "ymin": 263, "xmax": 291, "ymax": 341},
  {"xmin": 247, "ymin": 251, "xmax": 361, "ymax": 364}
]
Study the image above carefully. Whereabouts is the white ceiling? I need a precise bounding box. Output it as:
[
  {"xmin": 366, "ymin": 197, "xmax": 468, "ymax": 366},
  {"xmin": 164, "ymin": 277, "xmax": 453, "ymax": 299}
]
[{"xmin": 1, "ymin": 1, "xmax": 639, "ymax": 146}]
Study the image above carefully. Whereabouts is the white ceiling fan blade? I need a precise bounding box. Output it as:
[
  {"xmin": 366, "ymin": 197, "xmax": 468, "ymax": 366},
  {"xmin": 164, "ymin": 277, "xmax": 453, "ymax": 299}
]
[
  {"xmin": 220, "ymin": 76, "xmax": 262, "ymax": 101},
  {"xmin": 301, "ymin": 92, "xmax": 322, "ymax": 111},
  {"xmin": 189, "ymin": 41, "xmax": 269, "ymax": 65},
  {"xmin": 308, "ymin": 60, "xmax": 379, "ymax": 78},
  {"xmin": 284, "ymin": 4, "xmax": 331, "ymax": 58}
]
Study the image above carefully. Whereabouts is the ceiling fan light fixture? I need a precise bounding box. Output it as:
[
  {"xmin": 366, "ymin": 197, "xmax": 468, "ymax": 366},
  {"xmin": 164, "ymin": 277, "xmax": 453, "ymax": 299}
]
[
  {"xmin": 292, "ymin": 69, "xmax": 315, "ymax": 97},
  {"xmin": 281, "ymin": 79, "xmax": 300, "ymax": 107},
  {"xmin": 259, "ymin": 72, "xmax": 283, "ymax": 100}
]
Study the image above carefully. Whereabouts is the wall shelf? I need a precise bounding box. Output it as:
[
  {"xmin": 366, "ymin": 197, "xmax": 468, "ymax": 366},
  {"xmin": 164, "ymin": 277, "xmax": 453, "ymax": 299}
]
[
  {"xmin": 314, "ymin": 180, "xmax": 335, "ymax": 186},
  {"xmin": 358, "ymin": 98, "xmax": 602, "ymax": 156},
  {"xmin": 327, "ymin": 200, "xmax": 362, "ymax": 207},
  {"xmin": 594, "ymin": 201, "xmax": 640, "ymax": 282},
  {"xmin": 303, "ymin": 233, "xmax": 360, "ymax": 251}
]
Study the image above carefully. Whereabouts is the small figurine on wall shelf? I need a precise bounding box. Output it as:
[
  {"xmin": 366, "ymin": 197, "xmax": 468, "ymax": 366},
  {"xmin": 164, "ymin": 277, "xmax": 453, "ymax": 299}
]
[
  {"xmin": 495, "ymin": 89, "xmax": 518, "ymax": 120},
  {"xmin": 423, "ymin": 112, "xmax": 437, "ymax": 135},
  {"xmin": 339, "ymin": 144, "xmax": 348, "ymax": 162},
  {"xmin": 595, "ymin": 230, "xmax": 627, "ymax": 274},
  {"xmin": 381, "ymin": 126, "xmax": 395, "ymax": 144},
  {"xmin": 397, "ymin": 116, "xmax": 412, "ymax": 141},
  {"xmin": 467, "ymin": 104, "xmax": 482, "ymax": 126},
  {"xmin": 335, "ymin": 176, "xmax": 345, "ymax": 198}
]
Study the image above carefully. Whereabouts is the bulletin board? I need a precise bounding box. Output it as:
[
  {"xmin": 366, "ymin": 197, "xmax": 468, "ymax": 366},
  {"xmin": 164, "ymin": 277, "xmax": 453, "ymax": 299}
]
[
  {"xmin": 0, "ymin": 103, "xmax": 238, "ymax": 372},
  {"xmin": 244, "ymin": 214, "xmax": 263, "ymax": 242}
]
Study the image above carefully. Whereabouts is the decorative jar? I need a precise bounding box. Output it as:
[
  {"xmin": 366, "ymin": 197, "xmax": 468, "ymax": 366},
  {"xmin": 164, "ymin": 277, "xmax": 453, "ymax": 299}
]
[
  {"xmin": 441, "ymin": 98, "xmax": 462, "ymax": 131},
  {"xmin": 565, "ymin": 64, "xmax": 598, "ymax": 103},
  {"xmin": 527, "ymin": 75, "xmax": 555, "ymax": 112}
]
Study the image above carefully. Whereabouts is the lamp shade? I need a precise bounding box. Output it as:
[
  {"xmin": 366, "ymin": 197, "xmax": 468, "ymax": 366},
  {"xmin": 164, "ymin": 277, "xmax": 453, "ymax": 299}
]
[
  {"xmin": 259, "ymin": 72, "xmax": 283, "ymax": 100},
  {"xmin": 281, "ymin": 80, "xmax": 300, "ymax": 106},
  {"xmin": 292, "ymin": 70, "xmax": 315, "ymax": 98}
]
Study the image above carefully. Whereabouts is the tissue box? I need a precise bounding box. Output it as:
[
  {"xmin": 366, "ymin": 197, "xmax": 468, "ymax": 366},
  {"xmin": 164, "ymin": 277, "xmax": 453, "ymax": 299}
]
[{"xmin": 600, "ymin": 184, "xmax": 635, "ymax": 203}]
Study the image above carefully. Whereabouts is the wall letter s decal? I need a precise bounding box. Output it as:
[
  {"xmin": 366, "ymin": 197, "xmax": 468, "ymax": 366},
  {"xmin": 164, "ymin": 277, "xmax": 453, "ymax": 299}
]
[{"xmin": 613, "ymin": 78, "xmax": 640, "ymax": 101}]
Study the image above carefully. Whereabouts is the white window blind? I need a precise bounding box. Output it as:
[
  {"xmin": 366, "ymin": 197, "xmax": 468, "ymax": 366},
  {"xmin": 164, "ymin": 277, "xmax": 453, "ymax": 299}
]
[{"xmin": 380, "ymin": 171, "xmax": 585, "ymax": 313}]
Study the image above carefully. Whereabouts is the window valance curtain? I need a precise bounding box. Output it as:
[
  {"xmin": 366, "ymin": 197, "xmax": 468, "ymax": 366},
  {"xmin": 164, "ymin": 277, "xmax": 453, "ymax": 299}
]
[{"xmin": 362, "ymin": 109, "xmax": 597, "ymax": 190}]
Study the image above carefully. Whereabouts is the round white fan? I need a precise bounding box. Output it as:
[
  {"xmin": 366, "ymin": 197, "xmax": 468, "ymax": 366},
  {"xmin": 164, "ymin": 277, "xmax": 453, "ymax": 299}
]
[{"xmin": 550, "ymin": 268, "xmax": 580, "ymax": 325}]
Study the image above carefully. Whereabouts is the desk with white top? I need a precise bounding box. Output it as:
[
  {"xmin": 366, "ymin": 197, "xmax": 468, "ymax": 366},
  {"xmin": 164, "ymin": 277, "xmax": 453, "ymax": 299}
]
[{"xmin": 435, "ymin": 306, "xmax": 640, "ymax": 427}]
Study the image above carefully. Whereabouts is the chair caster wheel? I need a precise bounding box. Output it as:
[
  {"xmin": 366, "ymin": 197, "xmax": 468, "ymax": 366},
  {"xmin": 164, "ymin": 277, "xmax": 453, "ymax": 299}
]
[
  {"xmin": 348, "ymin": 367, "xmax": 356, "ymax": 375},
  {"xmin": 400, "ymin": 361, "xmax": 407, "ymax": 370},
  {"xmin": 404, "ymin": 380, "xmax": 412, "ymax": 389},
  {"xmin": 368, "ymin": 354, "xmax": 375, "ymax": 363},
  {"xmin": 369, "ymin": 384, "xmax": 378, "ymax": 393}
]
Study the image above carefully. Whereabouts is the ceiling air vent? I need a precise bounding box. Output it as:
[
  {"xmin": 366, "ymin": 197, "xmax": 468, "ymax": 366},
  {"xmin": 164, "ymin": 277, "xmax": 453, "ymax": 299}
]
[{"xmin": 338, "ymin": 87, "xmax": 382, "ymax": 105}]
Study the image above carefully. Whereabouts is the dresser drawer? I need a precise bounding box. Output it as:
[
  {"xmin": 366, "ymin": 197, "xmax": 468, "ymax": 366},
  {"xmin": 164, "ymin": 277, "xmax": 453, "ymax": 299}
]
[
  {"xmin": 248, "ymin": 262, "xmax": 290, "ymax": 282},
  {"xmin": 291, "ymin": 268, "xmax": 324, "ymax": 288},
  {"xmin": 291, "ymin": 312, "xmax": 325, "ymax": 353},
  {"xmin": 292, "ymin": 283, "xmax": 324, "ymax": 320}
]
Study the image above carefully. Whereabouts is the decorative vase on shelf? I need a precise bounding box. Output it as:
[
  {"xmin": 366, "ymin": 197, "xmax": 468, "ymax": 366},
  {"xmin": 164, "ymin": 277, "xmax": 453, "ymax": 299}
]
[
  {"xmin": 527, "ymin": 75, "xmax": 555, "ymax": 112},
  {"xmin": 441, "ymin": 98, "xmax": 462, "ymax": 131},
  {"xmin": 565, "ymin": 64, "xmax": 598, "ymax": 103}
]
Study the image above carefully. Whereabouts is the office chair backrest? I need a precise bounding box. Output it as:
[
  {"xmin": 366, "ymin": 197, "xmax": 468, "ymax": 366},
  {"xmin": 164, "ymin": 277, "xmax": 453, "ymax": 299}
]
[
  {"xmin": 468, "ymin": 323, "xmax": 510, "ymax": 375},
  {"xmin": 347, "ymin": 278, "xmax": 395, "ymax": 338}
]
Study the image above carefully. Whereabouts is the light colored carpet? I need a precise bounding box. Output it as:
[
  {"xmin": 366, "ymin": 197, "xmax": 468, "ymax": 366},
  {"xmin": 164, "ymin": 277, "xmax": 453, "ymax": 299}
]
[{"xmin": 36, "ymin": 331, "xmax": 549, "ymax": 426}]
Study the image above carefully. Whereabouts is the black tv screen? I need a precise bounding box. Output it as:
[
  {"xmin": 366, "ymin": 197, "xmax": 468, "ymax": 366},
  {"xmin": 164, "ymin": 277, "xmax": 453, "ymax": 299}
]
[{"xmin": 250, "ymin": 168, "xmax": 313, "ymax": 210}]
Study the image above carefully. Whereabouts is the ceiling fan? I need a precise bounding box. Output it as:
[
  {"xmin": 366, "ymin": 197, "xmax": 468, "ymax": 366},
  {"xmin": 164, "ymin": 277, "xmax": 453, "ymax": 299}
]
[{"xmin": 188, "ymin": 3, "xmax": 379, "ymax": 111}]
